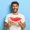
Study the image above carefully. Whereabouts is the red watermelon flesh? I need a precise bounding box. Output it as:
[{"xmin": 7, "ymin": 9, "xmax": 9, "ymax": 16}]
[{"xmin": 10, "ymin": 17, "xmax": 22, "ymax": 22}]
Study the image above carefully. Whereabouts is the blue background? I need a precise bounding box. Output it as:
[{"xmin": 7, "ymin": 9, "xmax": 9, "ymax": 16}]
[{"xmin": 0, "ymin": 0, "xmax": 30, "ymax": 30}]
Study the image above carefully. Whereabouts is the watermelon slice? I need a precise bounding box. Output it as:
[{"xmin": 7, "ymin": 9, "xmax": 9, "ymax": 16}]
[{"xmin": 10, "ymin": 17, "xmax": 22, "ymax": 23}]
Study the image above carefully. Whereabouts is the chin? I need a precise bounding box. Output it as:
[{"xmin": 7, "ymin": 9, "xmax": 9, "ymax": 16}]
[
  {"xmin": 13, "ymin": 11, "xmax": 17, "ymax": 13},
  {"xmin": 14, "ymin": 12, "xmax": 16, "ymax": 13}
]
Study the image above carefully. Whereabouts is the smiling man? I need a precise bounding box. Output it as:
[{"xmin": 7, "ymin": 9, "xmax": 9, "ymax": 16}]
[{"xmin": 5, "ymin": 1, "xmax": 26, "ymax": 30}]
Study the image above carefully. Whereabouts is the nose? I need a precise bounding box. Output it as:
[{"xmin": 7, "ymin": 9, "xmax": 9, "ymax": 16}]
[{"xmin": 14, "ymin": 6, "xmax": 16, "ymax": 7}]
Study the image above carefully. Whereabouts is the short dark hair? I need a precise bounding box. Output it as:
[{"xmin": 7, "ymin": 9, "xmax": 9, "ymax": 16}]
[{"xmin": 11, "ymin": 1, "xmax": 19, "ymax": 6}]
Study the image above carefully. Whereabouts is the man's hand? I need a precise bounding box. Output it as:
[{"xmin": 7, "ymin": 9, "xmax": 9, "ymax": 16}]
[
  {"xmin": 18, "ymin": 22, "xmax": 26, "ymax": 28},
  {"xmin": 4, "ymin": 22, "xmax": 10, "ymax": 28}
]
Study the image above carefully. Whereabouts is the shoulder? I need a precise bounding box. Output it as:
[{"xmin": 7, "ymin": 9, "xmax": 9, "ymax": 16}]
[
  {"xmin": 6, "ymin": 13, "xmax": 12, "ymax": 17},
  {"xmin": 18, "ymin": 13, "xmax": 25, "ymax": 18}
]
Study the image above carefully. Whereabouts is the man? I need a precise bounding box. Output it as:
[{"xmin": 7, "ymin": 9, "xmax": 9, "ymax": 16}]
[{"xmin": 5, "ymin": 1, "xmax": 26, "ymax": 30}]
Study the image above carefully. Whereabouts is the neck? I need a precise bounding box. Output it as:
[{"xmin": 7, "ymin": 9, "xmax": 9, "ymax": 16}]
[{"xmin": 13, "ymin": 12, "xmax": 18, "ymax": 15}]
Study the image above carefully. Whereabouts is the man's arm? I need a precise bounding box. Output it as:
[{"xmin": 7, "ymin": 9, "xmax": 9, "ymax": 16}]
[
  {"xmin": 18, "ymin": 14, "xmax": 26, "ymax": 28},
  {"xmin": 4, "ymin": 22, "xmax": 10, "ymax": 28},
  {"xmin": 4, "ymin": 15, "xmax": 10, "ymax": 28}
]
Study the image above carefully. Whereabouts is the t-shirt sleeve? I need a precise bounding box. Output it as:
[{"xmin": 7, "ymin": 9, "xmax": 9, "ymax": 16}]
[
  {"xmin": 5, "ymin": 15, "xmax": 9, "ymax": 23},
  {"xmin": 20, "ymin": 15, "xmax": 25, "ymax": 23}
]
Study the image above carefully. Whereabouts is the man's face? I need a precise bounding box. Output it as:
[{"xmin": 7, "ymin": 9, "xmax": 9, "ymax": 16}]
[{"xmin": 12, "ymin": 4, "xmax": 19, "ymax": 13}]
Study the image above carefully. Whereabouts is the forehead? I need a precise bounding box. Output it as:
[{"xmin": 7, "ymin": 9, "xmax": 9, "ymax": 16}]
[{"xmin": 12, "ymin": 4, "xmax": 18, "ymax": 6}]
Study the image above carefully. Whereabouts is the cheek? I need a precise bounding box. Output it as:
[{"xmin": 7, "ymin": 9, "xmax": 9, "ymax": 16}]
[
  {"xmin": 12, "ymin": 6, "xmax": 14, "ymax": 9},
  {"xmin": 15, "ymin": 6, "xmax": 18, "ymax": 9}
]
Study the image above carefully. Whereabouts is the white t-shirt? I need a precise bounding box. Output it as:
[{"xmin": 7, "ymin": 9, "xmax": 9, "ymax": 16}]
[{"xmin": 5, "ymin": 13, "xmax": 25, "ymax": 30}]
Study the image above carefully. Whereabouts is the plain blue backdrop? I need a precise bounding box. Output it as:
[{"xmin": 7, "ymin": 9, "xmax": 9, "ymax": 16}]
[{"xmin": 0, "ymin": 0, "xmax": 30, "ymax": 30}]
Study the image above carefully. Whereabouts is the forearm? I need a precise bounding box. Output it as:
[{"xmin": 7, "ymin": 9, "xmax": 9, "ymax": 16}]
[
  {"xmin": 4, "ymin": 22, "xmax": 10, "ymax": 28},
  {"xmin": 18, "ymin": 22, "xmax": 26, "ymax": 28}
]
